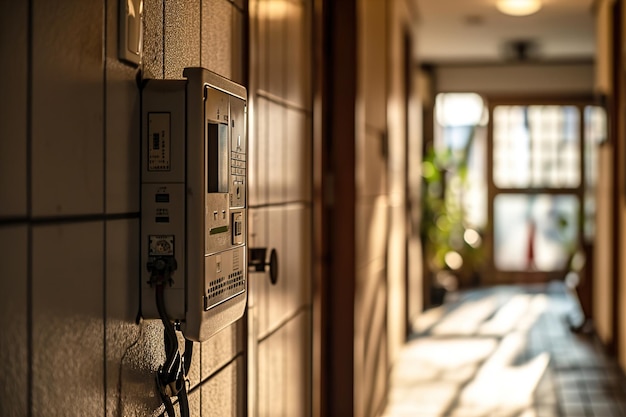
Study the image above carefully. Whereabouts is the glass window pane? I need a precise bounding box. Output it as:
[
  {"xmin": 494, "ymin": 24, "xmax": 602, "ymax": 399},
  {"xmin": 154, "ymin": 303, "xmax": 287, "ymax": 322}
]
[
  {"xmin": 494, "ymin": 194, "xmax": 579, "ymax": 271},
  {"xmin": 493, "ymin": 105, "xmax": 580, "ymax": 188},
  {"xmin": 493, "ymin": 106, "xmax": 531, "ymax": 187},
  {"xmin": 433, "ymin": 93, "xmax": 488, "ymax": 230}
]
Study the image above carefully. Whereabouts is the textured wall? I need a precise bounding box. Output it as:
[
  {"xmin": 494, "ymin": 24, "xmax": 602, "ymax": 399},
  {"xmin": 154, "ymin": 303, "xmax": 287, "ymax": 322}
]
[
  {"xmin": 354, "ymin": 1, "xmax": 420, "ymax": 416},
  {"xmin": 248, "ymin": 0, "xmax": 313, "ymax": 416},
  {"xmin": 592, "ymin": 0, "xmax": 614, "ymax": 354},
  {"xmin": 355, "ymin": 1, "xmax": 390, "ymax": 416},
  {"xmin": 594, "ymin": 146, "xmax": 614, "ymax": 347},
  {"xmin": 0, "ymin": 0, "xmax": 247, "ymax": 416}
]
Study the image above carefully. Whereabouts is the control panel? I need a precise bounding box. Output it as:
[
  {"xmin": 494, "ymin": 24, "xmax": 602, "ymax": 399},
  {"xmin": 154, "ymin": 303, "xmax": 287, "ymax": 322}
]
[{"xmin": 141, "ymin": 67, "xmax": 247, "ymax": 342}]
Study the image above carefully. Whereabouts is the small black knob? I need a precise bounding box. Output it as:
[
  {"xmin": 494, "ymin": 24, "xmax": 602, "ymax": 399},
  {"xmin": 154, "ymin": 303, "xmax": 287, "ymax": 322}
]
[
  {"xmin": 248, "ymin": 247, "xmax": 279, "ymax": 285},
  {"xmin": 267, "ymin": 249, "xmax": 278, "ymax": 285}
]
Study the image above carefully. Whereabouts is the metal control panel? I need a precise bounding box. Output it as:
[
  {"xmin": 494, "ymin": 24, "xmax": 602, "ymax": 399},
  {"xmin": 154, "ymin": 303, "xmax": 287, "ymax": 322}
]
[{"xmin": 141, "ymin": 67, "xmax": 247, "ymax": 342}]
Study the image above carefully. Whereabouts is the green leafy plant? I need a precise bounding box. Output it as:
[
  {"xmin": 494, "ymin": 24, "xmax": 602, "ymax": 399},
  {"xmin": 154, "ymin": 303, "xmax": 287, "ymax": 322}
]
[{"xmin": 421, "ymin": 129, "xmax": 485, "ymax": 290}]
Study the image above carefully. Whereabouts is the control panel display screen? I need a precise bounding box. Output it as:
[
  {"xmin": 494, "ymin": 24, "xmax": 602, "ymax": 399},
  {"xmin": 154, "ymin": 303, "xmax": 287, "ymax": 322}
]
[{"xmin": 207, "ymin": 123, "xmax": 229, "ymax": 193}]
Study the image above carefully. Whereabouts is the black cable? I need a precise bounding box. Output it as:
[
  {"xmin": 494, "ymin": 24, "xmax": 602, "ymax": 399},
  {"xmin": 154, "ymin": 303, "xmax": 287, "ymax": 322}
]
[
  {"xmin": 152, "ymin": 268, "xmax": 191, "ymax": 417},
  {"xmin": 155, "ymin": 283, "xmax": 180, "ymax": 417},
  {"xmin": 184, "ymin": 339, "xmax": 194, "ymax": 375},
  {"xmin": 156, "ymin": 284, "xmax": 180, "ymax": 384},
  {"xmin": 180, "ymin": 338, "xmax": 194, "ymax": 417},
  {"xmin": 160, "ymin": 394, "xmax": 176, "ymax": 417},
  {"xmin": 178, "ymin": 385, "xmax": 190, "ymax": 417}
]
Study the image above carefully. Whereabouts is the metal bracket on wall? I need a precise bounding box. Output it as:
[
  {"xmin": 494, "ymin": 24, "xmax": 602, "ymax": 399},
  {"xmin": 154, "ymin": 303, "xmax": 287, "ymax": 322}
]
[{"xmin": 248, "ymin": 248, "xmax": 279, "ymax": 285}]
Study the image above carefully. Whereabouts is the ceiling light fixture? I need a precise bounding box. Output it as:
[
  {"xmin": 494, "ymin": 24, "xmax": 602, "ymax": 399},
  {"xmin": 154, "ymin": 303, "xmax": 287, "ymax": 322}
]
[{"xmin": 496, "ymin": 0, "xmax": 542, "ymax": 16}]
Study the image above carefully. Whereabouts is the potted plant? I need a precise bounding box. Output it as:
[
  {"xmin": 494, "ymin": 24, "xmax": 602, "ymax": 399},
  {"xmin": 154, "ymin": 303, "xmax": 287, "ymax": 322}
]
[{"xmin": 421, "ymin": 141, "xmax": 485, "ymax": 305}]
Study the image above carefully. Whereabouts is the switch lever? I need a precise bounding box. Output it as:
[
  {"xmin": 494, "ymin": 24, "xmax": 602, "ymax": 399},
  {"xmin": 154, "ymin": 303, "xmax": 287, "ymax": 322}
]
[{"xmin": 248, "ymin": 248, "xmax": 278, "ymax": 285}]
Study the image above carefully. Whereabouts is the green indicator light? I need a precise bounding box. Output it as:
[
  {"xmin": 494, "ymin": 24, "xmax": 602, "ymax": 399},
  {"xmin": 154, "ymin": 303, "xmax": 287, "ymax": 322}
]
[{"xmin": 210, "ymin": 226, "xmax": 229, "ymax": 235}]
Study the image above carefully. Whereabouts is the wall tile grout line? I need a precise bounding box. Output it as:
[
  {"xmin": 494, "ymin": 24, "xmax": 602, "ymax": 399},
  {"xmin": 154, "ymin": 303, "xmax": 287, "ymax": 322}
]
[
  {"xmin": 102, "ymin": 0, "xmax": 108, "ymax": 415},
  {"xmin": 0, "ymin": 217, "xmax": 30, "ymax": 226},
  {"xmin": 0, "ymin": 212, "xmax": 140, "ymax": 227},
  {"xmin": 257, "ymin": 305, "xmax": 311, "ymax": 344},
  {"xmin": 26, "ymin": 0, "xmax": 33, "ymax": 415},
  {"xmin": 249, "ymin": 200, "xmax": 312, "ymax": 210},
  {"xmin": 256, "ymin": 89, "xmax": 312, "ymax": 114},
  {"xmin": 282, "ymin": 8, "xmax": 288, "ymax": 204},
  {"xmin": 189, "ymin": 352, "xmax": 243, "ymax": 395}
]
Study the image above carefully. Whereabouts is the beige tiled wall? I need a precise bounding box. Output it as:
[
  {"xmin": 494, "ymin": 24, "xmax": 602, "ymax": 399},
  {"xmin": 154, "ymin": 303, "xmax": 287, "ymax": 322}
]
[
  {"xmin": 355, "ymin": 0, "xmax": 390, "ymax": 415},
  {"xmin": 0, "ymin": 226, "xmax": 28, "ymax": 416},
  {"xmin": 354, "ymin": 0, "xmax": 420, "ymax": 415},
  {"xmin": 106, "ymin": 0, "xmax": 141, "ymax": 215},
  {"xmin": 0, "ymin": 0, "xmax": 248, "ymax": 416},
  {"xmin": 32, "ymin": 223, "xmax": 105, "ymax": 415},
  {"xmin": 593, "ymin": 0, "xmax": 614, "ymax": 355},
  {"xmin": 257, "ymin": 310, "xmax": 311, "ymax": 417},
  {"xmin": 32, "ymin": 0, "xmax": 105, "ymax": 218},
  {"xmin": 249, "ymin": 0, "xmax": 313, "ymax": 416},
  {"xmin": 0, "ymin": 1, "xmax": 27, "ymax": 218}
]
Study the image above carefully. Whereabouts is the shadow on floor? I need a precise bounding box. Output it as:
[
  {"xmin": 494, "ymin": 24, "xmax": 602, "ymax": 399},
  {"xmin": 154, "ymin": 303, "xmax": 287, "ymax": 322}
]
[{"xmin": 383, "ymin": 282, "xmax": 626, "ymax": 417}]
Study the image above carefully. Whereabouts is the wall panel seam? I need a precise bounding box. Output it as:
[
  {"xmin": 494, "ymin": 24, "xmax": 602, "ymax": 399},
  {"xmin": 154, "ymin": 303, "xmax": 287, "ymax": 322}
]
[
  {"xmin": 257, "ymin": 305, "xmax": 311, "ymax": 343},
  {"xmin": 249, "ymin": 201, "xmax": 312, "ymax": 209},
  {"xmin": 256, "ymin": 90, "xmax": 312, "ymax": 113},
  {"xmin": 102, "ymin": 0, "xmax": 108, "ymax": 414},
  {"xmin": 229, "ymin": 0, "xmax": 245, "ymax": 15},
  {"xmin": 0, "ymin": 212, "xmax": 140, "ymax": 227},
  {"xmin": 26, "ymin": 0, "xmax": 33, "ymax": 414},
  {"xmin": 190, "ymin": 352, "xmax": 243, "ymax": 393}
]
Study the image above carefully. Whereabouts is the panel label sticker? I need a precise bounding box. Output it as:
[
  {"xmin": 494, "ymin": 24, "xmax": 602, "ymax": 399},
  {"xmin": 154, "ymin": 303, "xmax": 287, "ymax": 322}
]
[
  {"xmin": 148, "ymin": 235, "xmax": 175, "ymax": 256},
  {"xmin": 148, "ymin": 112, "xmax": 171, "ymax": 171}
]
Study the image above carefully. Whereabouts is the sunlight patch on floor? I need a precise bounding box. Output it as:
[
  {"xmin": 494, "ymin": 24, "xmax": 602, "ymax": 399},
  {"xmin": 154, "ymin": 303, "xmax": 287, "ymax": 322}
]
[
  {"xmin": 383, "ymin": 290, "xmax": 554, "ymax": 417},
  {"xmin": 459, "ymin": 351, "xmax": 550, "ymax": 412},
  {"xmin": 430, "ymin": 295, "xmax": 500, "ymax": 335}
]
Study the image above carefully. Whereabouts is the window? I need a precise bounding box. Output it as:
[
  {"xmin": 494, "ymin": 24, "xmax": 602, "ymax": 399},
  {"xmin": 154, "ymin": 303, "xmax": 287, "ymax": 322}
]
[{"xmin": 493, "ymin": 106, "xmax": 580, "ymax": 189}]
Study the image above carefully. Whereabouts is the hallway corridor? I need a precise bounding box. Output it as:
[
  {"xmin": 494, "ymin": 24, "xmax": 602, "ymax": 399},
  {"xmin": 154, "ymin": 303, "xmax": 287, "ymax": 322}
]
[{"xmin": 383, "ymin": 284, "xmax": 626, "ymax": 417}]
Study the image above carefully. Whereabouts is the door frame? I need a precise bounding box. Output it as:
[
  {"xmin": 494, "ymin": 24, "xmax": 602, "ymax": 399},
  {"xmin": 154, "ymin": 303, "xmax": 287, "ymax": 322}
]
[{"xmin": 483, "ymin": 94, "xmax": 595, "ymax": 285}]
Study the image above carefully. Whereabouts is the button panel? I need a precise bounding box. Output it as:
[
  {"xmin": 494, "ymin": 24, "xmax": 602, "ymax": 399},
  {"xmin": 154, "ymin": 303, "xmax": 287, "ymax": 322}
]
[{"xmin": 230, "ymin": 150, "xmax": 246, "ymax": 207}]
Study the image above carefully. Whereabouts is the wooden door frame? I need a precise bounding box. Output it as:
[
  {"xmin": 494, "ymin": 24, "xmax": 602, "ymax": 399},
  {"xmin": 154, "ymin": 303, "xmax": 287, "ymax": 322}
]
[
  {"xmin": 311, "ymin": 0, "xmax": 328, "ymax": 416},
  {"xmin": 312, "ymin": 0, "xmax": 357, "ymax": 416},
  {"xmin": 609, "ymin": 0, "xmax": 622, "ymax": 356}
]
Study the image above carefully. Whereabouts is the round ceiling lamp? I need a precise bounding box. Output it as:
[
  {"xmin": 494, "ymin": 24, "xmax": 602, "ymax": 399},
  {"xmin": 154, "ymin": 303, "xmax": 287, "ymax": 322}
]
[{"xmin": 496, "ymin": 0, "xmax": 542, "ymax": 16}]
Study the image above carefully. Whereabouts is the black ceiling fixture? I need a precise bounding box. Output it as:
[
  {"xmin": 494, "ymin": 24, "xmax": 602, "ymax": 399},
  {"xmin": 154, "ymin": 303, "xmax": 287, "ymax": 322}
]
[{"xmin": 503, "ymin": 39, "xmax": 540, "ymax": 61}]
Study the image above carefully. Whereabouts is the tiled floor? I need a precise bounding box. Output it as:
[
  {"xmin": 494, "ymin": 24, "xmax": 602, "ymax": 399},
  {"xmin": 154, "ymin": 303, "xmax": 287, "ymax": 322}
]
[{"xmin": 383, "ymin": 283, "xmax": 626, "ymax": 417}]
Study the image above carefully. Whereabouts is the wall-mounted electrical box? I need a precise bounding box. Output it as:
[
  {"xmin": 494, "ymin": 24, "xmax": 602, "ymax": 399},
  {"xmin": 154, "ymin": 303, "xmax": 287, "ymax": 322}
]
[{"xmin": 141, "ymin": 67, "xmax": 247, "ymax": 342}]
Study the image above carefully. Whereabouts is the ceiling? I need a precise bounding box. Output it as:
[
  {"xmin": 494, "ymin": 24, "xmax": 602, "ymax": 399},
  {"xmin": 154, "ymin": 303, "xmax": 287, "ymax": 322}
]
[{"xmin": 414, "ymin": 0, "xmax": 596, "ymax": 63}]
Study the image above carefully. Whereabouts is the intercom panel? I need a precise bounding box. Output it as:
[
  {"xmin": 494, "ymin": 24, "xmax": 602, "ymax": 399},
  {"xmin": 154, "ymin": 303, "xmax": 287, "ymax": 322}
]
[{"xmin": 141, "ymin": 68, "xmax": 247, "ymax": 342}]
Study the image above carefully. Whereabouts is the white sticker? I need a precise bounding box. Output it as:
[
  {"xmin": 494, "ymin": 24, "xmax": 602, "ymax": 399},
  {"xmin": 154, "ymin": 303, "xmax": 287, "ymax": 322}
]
[
  {"xmin": 149, "ymin": 235, "xmax": 175, "ymax": 256},
  {"xmin": 148, "ymin": 113, "xmax": 171, "ymax": 171}
]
